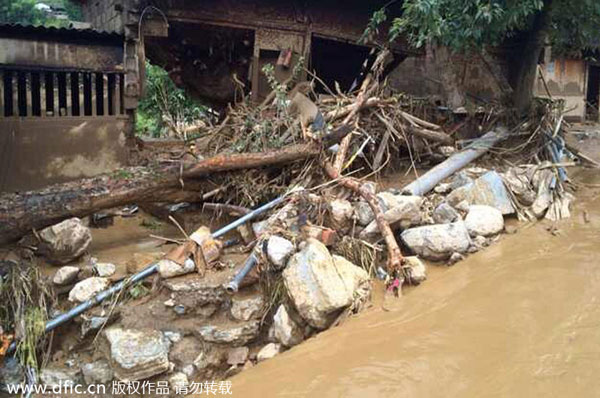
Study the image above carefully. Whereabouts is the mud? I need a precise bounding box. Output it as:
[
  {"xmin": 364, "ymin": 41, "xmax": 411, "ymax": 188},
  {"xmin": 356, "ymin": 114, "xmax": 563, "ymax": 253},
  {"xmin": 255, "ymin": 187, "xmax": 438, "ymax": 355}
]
[{"xmin": 230, "ymin": 169, "xmax": 600, "ymax": 397}]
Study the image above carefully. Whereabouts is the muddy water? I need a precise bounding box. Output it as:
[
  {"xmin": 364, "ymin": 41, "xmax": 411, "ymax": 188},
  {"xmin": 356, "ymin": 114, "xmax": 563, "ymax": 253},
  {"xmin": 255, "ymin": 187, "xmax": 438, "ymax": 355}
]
[{"xmin": 231, "ymin": 173, "xmax": 600, "ymax": 397}]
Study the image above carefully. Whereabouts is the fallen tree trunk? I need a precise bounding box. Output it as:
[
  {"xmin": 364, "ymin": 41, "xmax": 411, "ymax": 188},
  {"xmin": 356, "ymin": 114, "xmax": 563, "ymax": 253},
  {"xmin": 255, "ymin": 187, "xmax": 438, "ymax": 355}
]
[{"xmin": 0, "ymin": 128, "xmax": 351, "ymax": 244}]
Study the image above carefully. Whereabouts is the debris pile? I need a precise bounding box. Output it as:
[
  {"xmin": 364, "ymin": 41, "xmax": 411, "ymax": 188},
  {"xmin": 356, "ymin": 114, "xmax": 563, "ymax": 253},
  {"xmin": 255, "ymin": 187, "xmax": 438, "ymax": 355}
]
[{"xmin": 0, "ymin": 51, "xmax": 586, "ymax": 392}]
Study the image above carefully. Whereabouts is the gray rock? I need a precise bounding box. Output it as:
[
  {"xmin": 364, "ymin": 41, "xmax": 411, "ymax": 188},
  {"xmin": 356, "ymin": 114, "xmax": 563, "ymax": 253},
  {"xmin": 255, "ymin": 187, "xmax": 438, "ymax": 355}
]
[
  {"xmin": 40, "ymin": 366, "xmax": 82, "ymax": 387},
  {"xmin": 257, "ymin": 343, "xmax": 282, "ymax": 362},
  {"xmin": 38, "ymin": 218, "xmax": 91, "ymax": 265},
  {"xmin": 197, "ymin": 321, "xmax": 260, "ymax": 346},
  {"xmin": 464, "ymin": 205, "xmax": 504, "ymax": 237},
  {"xmin": 95, "ymin": 262, "xmax": 116, "ymax": 277},
  {"xmin": 181, "ymin": 364, "xmax": 196, "ymax": 377},
  {"xmin": 81, "ymin": 360, "xmax": 113, "ymax": 385},
  {"xmin": 158, "ymin": 258, "xmax": 195, "ymax": 279},
  {"xmin": 163, "ymin": 331, "xmax": 183, "ymax": 343},
  {"xmin": 447, "ymin": 252, "xmax": 465, "ymax": 266},
  {"xmin": 472, "ymin": 235, "xmax": 489, "ymax": 248},
  {"xmin": 283, "ymin": 239, "xmax": 370, "ymax": 329},
  {"xmin": 404, "ymin": 256, "xmax": 427, "ymax": 285},
  {"xmin": 433, "ymin": 202, "xmax": 461, "ymax": 224},
  {"xmin": 266, "ymin": 236, "xmax": 295, "ymax": 270},
  {"xmin": 68, "ymin": 277, "xmax": 110, "ymax": 303},
  {"xmin": 269, "ymin": 305, "xmax": 304, "ymax": 347},
  {"xmin": 0, "ymin": 357, "xmax": 23, "ymax": 387},
  {"xmin": 53, "ymin": 266, "xmax": 80, "ymax": 285},
  {"xmin": 434, "ymin": 183, "xmax": 452, "ymax": 194},
  {"xmin": 354, "ymin": 201, "xmax": 375, "ymax": 226},
  {"xmin": 400, "ymin": 222, "xmax": 471, "ymax": 261},
  {"xmin": 168, "ymin": 372, "xmax": 188, "ymax": 392},
  {"xmin": 193, "ymin": 348, "xmax": 225, "ymax": 370},
  {"xmin": 230, "ymin": 295, "xmax": 264, "ymax": 321},
  {"xmin": 447, "ymin": 171, "xmax": 514, "ymax": 215},
  {"xmin": 252, "ymin": 220, "xmax": 269, "ymax": 238},
  {"xmin": 81, "ymin": 316, "xmax": 110, "ymax": 337},
  {"xmin": 449, "ymin": 172, "xmax": 474, "ymax": 191},
  {"xmin": 104, "ymin": 327, "xmax": 170, "ymax": 381},
  {"xmin": 363, "ymin": 181, "xmax": 377, "ymax": 195},
  {"xmin": 329, "ymin": 199, "xmax": 354, "ymax": 231},
  {"xmin": 360, "ymin": 195, "xmax": 423, "ymax": 240},
  {"xmin": 227, "ymin": 347, "xmax": 249, "ymax": 366}
]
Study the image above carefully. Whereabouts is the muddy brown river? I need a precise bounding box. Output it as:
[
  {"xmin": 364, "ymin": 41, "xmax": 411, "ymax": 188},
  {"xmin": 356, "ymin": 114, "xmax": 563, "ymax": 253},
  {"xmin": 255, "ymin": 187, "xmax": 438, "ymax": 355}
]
[{"xmin": 231, "ymin": 170, "xmax": 600, "ymax": 397}]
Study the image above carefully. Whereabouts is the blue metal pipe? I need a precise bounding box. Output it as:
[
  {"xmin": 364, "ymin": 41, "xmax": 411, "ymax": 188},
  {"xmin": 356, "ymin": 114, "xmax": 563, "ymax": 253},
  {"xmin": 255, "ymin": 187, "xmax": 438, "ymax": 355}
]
[{"xmin": 225, "ymin": 253, "xmax": 258, "ymax": 293}]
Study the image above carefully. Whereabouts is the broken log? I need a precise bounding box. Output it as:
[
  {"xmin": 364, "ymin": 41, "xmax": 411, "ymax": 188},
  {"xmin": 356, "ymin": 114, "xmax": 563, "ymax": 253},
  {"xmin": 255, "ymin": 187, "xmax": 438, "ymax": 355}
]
[
  {"xmin": 0, "ymin": 127, "xmax": 352, "ymax": 244},
  {"xmin": 322, "ymin": 160, "xmax": 403, "ymax": 272}
]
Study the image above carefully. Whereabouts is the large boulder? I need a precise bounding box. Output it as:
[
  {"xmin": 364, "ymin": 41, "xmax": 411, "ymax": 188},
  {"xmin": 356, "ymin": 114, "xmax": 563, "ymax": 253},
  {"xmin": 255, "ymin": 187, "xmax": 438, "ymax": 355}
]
[
  {"xmin": 360, "ymin": 195, "xmax": 423, "ymax": 240},
  {"xmin": 403, "ymin": 256, "xmax": 427, "ymax": 284},
  {"xmin": 269, "ymin": 305, "xmax": 304, "ymax": 347},
  {"xmin": 104, "ymin": 328, "xmax": 170, "ymax": 381},
  {"xmin": 196, "ymin": 320, "xmax": 260, "ymax": 346},
  {"xmin": 38, "ymin": 218, "xmax": 92, "ymax": 265},
  {"xmin": 464, "ymin": 205, "xmax": 504, "ymax": 237},
  {"xmin": 283, "ymin": 239, "xmax": 370, "ymax": 329},
  {"xmin": 447, "ymin": 171, "xmax": 514, "ymax": 215},
  {"xmin": 68, "ymin": 277, "xmax": 109, "ymax": 303},
  {"xmin": 400, "ymin": 222, "xmax": 471, "ymax": 261}
]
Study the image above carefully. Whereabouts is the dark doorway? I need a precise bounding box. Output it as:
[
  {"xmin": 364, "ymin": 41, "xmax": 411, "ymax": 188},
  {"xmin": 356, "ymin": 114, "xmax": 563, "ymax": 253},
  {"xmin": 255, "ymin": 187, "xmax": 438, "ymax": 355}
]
[
  {"xmin": 310, "ymin": 36, "xmax": 370, "ymax": 94},
  {"xmin": 586, "ymin": 65, "xmax": 600, "ymax": 121}
]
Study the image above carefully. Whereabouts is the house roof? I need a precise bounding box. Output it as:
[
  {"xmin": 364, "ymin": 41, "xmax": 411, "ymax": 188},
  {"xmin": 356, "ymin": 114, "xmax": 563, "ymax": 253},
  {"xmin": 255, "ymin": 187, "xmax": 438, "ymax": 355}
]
[{"xmin": 0, "ymin": 23, "xmax": 123, "ymax": 44}]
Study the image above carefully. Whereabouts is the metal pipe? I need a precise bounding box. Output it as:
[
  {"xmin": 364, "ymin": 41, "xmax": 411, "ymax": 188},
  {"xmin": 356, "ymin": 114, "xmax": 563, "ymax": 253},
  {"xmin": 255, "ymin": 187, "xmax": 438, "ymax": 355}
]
[
  {"xmin": 6, "ymin": 195, "xmax": 286, "ymax": 355},
  {"xmin": 402, "ymin": 127, "xmax": 508, "ymax": 196},
  {"xmin": 225, "ymin": 253, "xmax": 258, "ymax": 293}
]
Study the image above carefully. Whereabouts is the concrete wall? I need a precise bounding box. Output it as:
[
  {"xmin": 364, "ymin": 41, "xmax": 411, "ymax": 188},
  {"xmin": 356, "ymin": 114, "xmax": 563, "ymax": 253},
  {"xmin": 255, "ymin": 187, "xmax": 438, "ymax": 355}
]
[
  {"xmin": 0, "ymin": 117, "xmax": 129, "ymax": 192},
  {"xmin": 388, "ymin": 49, "xmax": 507, "ymax": 105},
  {"xmin": 535, "ymin": 58, "xmax": 587, "ymax": 120}
]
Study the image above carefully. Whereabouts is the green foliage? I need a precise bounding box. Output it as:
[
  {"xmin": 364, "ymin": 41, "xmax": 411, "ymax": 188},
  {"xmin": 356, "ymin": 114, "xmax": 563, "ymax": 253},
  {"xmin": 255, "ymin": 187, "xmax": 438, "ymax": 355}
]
[
  {"xmin": 367, "ymin": 0, "xmax": 600, "ymax": 53},
  {"xmin": 0, "ymin": 0, "xmax": 81, "ymax": 26},
  {"xmin": 136, "ymin": 62, "xmax": 208, "ymax": 138}
]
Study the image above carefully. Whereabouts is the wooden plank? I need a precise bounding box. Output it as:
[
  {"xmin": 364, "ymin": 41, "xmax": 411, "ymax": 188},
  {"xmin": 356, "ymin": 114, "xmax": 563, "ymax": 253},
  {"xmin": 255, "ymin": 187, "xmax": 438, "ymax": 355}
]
[
  {"xmin": 12, "ymin": 72, "xmax": 18, "ymax": 117},
  {"xmin": 103, "ymin": 73, "xmax": 109, "ymax": 117},
  {"xmin": 91, "ymin": 72, "xmax": 97, "ymax": 117},
  {"xmin": 0, "ymin": 70, "xmax": 4, "ymax": 117},
  {"xmin": 53, "ymin": 72, "xmax": 59, "ymax": 117},
  {"xmin": 40, "ymin": 72, "xmax": 46, "ymax": 118},
  {"xmin": 66, "ymin": 73, "xmax": 72, "ymax": 116}
]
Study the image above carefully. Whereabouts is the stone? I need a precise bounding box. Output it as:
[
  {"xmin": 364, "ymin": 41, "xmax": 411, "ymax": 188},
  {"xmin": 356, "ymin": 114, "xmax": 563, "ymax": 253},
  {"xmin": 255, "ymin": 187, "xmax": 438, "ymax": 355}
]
[
  {"xmin": 360, "ymin": 195, "xmax": 423, "ymax": 240},
  {"xmin": 447, "ymin": 252, "xmax": 465, "ymax": 266},
  {"xmin": 95, "ymin": 262, "xmax": 116, "ymax": 277},
  {"xmin": 447, "ymin": 171, "xmax": 514, "ymax": 215},
  {"xmin": 104, "ymin": 328, "xmax": 170, "ymax": 381},
  {"xmin": 157, "ymin": 258, "xmax": 195, "ymax": 279},
  {"xmin": 227, "ymin": 347, "xmax": 249, "ymax": 366},
  {"xmin": 329, "ymin": 199, "xmax": 354, "ymax": 231},
  {"xmin": 472, "ymin": 235, "xmax": 489, "ymax": 248},
  {"xmin": 230, "ymin": 295, "xmax": 264, "ymax": 321},
  {"xmin": 38, "ymin": 218, "xmax": 92, "ymax": 265},
  {"xmin": 252, "ymin": 220, "xmax": 269, "ymax": 238},
  {"xmin": 266, "ymin": 235, "xmax": 295, "ymax": 270},
  {"xmin": 464, "ymin": 205, "xmax": 504, "ymax": 237},
  {"xmin": 363, "ymin": 181, "xmax": 377, "ymax": 195},
  {"xmin": 53, "ymin": 266, "xmax": 80, "ymax": 285},
  {"xmin": 164, "ymin": 331, "xmax": 183, "ymax": 343},
  {"xmin": 269, "ymin": 305, "xmax": 304, "ymax": 347},
  {"xmin": 0, "ymin": 357, "xmax": 23, "ymax": 387},
  {"xmin": 283, "ymin": 239, "xmax": 370, "ymax": 329},
  {"xmin": 81, "ymin": 360, "xmax": 113, "ymax": 385},
  {"xmin": 400, "ymin": 222, "xmax": 471, "ymax": 261},
  {"xmin": 449, "ymin": 172, "xmax": 474, "ymax": 191},
  {"xmin": 455, "ymin": 200, "xmax": 470, "ymax": 212},
  {"xmin": 433, "ymin": 202, "xmax": 461, "ymax": 224},
  {"xmin": 181, "ymin": 364, "xmax": 196, "ymax": 377},
  {"xmin": 197, "ymin": 321, "xmax": 260, "ymax": 346},
  {"xmin": 403, "ymin": 256, "xmax": 427, "ymax": 285},
  {"xmin": 354, "ymin": 201, "xmax": 375, "ymax": 226},
  {"xmin": 40, "ymin": 366, "xmax": 82, "ymax": 387},
  {"xmin": 257, "ymin": 343, "xmax": 282, "ymax": 362},
  {"xmin": 81, "ymin": 316, "xmax": 110, "ymax": 337},
  {"xmin": 126, "ymin": 252, "xmax": 164, "ymax": 274},
  {"xmin": 193, "ymin": 349, "xmax": 225, "ymax": 370},
  {"xmin": 68, "ymin": 277, "xmax": 110, "ymax": 303},
  {"xmin": 434, "ymin": 183, "xmax": 452, "ymax": 194},
  {"xmin": 168, "ymin": 372, "xmax": 189, "ymax": 392}
]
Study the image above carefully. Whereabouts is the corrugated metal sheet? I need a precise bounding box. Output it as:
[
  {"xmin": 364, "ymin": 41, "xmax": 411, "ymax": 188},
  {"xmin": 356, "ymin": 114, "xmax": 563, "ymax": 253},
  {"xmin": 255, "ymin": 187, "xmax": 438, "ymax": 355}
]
[{"xmin": 0, "ymin": 23, "xmax": 123, "ymax": 44}]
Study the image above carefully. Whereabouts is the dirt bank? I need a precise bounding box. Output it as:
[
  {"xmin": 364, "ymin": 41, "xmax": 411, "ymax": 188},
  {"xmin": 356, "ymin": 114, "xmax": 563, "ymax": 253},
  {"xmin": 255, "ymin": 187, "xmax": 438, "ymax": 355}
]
[{"xmin": 230, "ymin": 169, "xmax": 600, "ymax": 397}]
